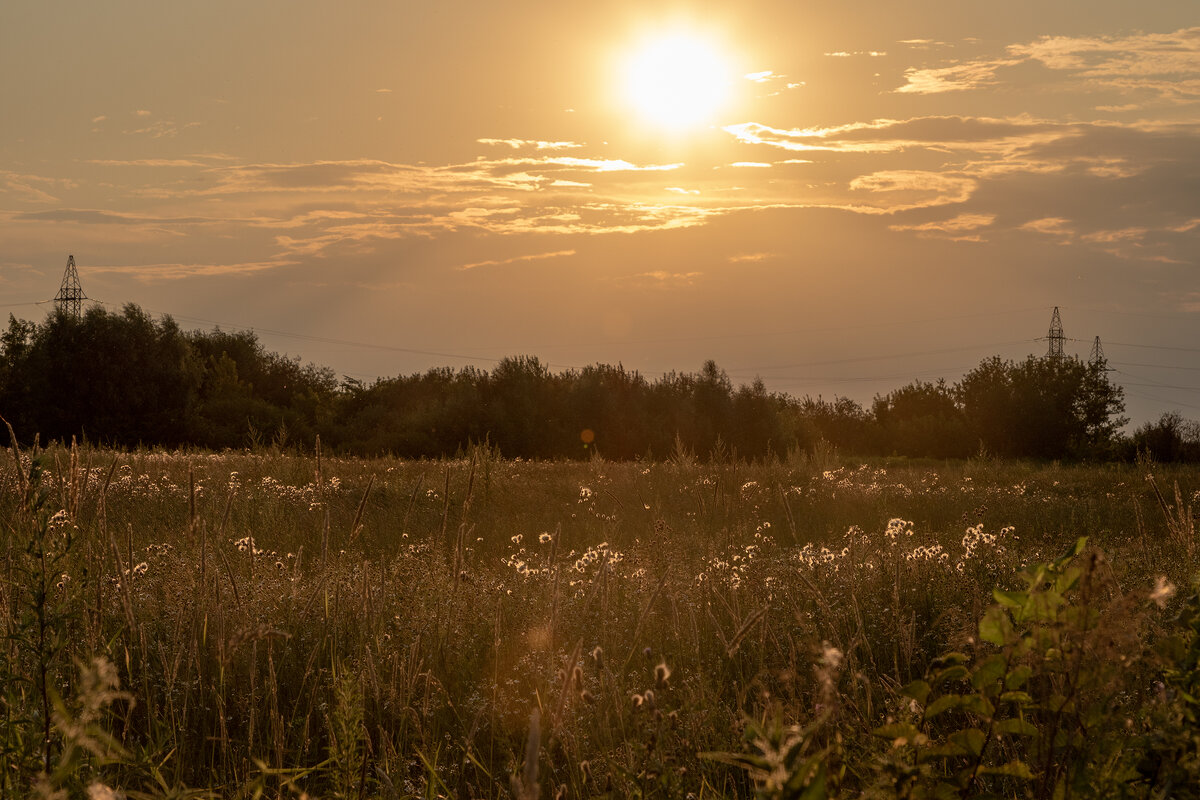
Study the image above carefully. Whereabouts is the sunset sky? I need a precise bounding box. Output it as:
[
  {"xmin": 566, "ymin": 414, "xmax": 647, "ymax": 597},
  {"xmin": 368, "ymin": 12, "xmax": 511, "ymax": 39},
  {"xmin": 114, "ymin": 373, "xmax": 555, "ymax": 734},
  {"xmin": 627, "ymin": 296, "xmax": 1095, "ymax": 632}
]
[{"xmin": 2, "ymin": 1, "xmax": 1198, "ymax": 425}]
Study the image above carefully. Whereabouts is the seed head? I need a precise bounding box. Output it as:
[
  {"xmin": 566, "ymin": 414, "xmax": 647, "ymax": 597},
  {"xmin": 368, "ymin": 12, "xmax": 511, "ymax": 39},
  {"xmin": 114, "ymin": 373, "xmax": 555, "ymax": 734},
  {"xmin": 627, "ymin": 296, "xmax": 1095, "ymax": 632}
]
[{"xmin": 654, "ymin": 660, "xmax": 671, "ymax": 688}]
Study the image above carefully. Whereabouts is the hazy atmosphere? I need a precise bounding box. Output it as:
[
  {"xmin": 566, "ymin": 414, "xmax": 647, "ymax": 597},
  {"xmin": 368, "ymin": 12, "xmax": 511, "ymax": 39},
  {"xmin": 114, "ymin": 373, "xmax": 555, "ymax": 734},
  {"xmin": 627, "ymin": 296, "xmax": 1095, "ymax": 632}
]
[{"xmin": 2, "ymin": 1, "xmax": 1198, "ymax": 424}]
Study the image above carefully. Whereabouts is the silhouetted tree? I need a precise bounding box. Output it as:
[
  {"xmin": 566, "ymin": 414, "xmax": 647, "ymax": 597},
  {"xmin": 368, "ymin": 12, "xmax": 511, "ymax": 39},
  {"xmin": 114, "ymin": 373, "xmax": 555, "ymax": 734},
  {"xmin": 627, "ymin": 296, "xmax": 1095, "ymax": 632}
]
[
  {"xmin": 874, "ymin": 379, "xmax": 972, "ymax": 458},
  {"xmin": 957, "ymin": 355, "xmax": 1125, "ymax": 459},
  {"xmin": 1132, "ymin": 411, "xmax": 1200, "ymax": 462}
]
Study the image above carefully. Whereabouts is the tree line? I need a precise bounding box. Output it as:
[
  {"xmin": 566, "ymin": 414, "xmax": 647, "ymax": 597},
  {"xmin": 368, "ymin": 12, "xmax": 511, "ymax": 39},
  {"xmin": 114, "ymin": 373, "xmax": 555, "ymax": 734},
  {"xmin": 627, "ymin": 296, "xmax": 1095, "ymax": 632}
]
[{"xmin": 0, "ymin": 304, "xmax": 1190, "ymax": 461}]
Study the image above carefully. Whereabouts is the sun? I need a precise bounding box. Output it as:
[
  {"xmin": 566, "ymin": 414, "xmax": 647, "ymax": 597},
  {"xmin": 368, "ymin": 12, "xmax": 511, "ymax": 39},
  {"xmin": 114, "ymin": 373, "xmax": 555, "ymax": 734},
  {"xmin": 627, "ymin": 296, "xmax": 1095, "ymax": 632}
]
[{"xmin": 621, "ymin": 31, "xmax": 734, "ymax": 132}]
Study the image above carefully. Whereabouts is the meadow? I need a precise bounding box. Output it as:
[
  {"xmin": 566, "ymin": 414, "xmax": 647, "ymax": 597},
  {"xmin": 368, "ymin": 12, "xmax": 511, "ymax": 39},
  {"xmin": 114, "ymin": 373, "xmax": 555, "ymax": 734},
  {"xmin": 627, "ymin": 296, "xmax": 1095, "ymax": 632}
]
[{"xmin": 3, "ymin": 434, "xmax": 1199, "ymax": 799}]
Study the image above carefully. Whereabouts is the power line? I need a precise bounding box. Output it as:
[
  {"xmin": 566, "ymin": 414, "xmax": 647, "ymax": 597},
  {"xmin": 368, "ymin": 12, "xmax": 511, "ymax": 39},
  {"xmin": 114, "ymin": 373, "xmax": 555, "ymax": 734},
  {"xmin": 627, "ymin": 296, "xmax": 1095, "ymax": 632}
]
[
  {"xmin": 0, "ymin": 301, "xmax": 52, "ymax": 309},
  {"xmin": 1073, "ymin": 338, "xmax": 1200, "ymax": 355},
  {"xmin": 1112, "ymin": 360, "xmax": 1200, "ymax": 373},
  {"xmin": 728, "ymin": 340, "xmax": 1035, "ymax": 374},
  {"xmin": 1112, "ymin": 368, "xmax": 1200, "ymax": 393},
  {"xmin": 87, "ymin": 299, "xmax": 587, "ymax": 371},
  {"xmin": 476, "ymin": 306, "xmax": 1053, "ymax": 352},
  {"xmin": 1063, "ymin": 306, "xmax": 1200, "ymax": 322},
  {"xmin": 1122, "ymin": 389, "xmax": 1200, "ymax": 414},
  {"xmin": 735, "ymin": 365, "xmax": 974, "ymax": 387}
]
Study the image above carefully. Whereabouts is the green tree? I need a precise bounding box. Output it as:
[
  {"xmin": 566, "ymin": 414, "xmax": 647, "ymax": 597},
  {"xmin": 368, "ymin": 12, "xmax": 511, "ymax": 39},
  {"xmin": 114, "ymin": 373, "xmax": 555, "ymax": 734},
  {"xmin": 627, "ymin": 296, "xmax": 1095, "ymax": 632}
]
[
  {"xmin": 873, "ymin": 379, "xmax": 972, "ymax": 458},
  {"xmin": 956, "ymin": 355, "xmax": 1125, "ymax": 459}
]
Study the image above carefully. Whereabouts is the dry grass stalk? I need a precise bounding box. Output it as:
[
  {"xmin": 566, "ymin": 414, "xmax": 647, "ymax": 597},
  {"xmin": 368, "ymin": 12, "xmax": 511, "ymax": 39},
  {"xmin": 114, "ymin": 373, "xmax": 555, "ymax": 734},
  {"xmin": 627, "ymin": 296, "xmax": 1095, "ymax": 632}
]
[
  {"xmin": 512, "ymin": 707, "xmax": 541, "ymax": 800},
  {"xmin": 726, "ymin": 604, "xmax": 770, "ymax": 659},
  {"xmin": 348, "ymin": 474, "xmax": 375, "ymax": 543}
]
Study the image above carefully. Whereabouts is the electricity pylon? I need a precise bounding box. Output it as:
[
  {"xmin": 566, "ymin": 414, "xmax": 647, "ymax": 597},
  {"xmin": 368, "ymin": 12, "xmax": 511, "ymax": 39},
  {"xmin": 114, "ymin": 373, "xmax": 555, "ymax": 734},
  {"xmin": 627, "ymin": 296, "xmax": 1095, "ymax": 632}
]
[
  {"xmin": 1046, "ymin": 306, "xmax": 1065, "ymax": 360},
  {"xmin": 1089, "ymin": 336, "xmax": 1110, "ymax": 370},
  {"xmin": 54, "ymin": 254, "xmax": 87, "ymax": 320}
]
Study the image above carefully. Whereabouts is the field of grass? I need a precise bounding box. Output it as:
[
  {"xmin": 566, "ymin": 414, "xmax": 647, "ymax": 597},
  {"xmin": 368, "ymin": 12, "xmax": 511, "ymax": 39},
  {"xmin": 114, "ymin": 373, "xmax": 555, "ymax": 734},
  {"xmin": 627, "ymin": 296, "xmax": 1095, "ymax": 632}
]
[{"xmin": 3, "ymin": 436, "xmax": 1200, "ymax": 798}]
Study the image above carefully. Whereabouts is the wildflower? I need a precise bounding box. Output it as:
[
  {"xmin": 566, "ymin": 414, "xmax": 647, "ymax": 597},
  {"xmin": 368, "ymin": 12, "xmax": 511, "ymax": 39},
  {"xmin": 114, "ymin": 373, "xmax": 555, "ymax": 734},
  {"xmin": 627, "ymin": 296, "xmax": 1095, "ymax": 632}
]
[
  {"xmin": 821, "ymin": 644, "xmax": 843, "ymax": 670},
  {"xmin": 655, "ymin": 661, "xmax": 671, "ymax": 688},
  {"xmin": 88, "ymin": 784, "xmax": 120, "ymax": 800},
  {"xmin": 539, "ymin": 532, "xmax": 552, "ymax": 544},
  {"xmin": 1151, "ymin": 576, "xmax": 1177, "ymax": 609}
]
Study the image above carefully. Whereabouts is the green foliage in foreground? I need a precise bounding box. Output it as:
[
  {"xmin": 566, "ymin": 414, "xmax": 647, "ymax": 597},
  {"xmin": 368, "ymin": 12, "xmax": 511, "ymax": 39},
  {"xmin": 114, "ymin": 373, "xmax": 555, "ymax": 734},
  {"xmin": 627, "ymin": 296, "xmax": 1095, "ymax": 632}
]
[
  {"xmin": 2, "ymin": 434, "xmax": 1200, "ymax": 797},
  {"xmin": 719, "ymin": 536, "xmax": 1200, "ymax": 799}
]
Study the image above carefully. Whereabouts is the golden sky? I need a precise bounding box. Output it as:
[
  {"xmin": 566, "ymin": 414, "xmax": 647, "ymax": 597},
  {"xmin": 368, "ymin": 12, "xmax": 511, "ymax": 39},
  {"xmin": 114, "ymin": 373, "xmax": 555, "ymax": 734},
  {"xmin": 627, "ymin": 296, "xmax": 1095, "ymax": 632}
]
[{"xmin": 2, "ymin": 1, "xmax": 1198, "ymax": 422}]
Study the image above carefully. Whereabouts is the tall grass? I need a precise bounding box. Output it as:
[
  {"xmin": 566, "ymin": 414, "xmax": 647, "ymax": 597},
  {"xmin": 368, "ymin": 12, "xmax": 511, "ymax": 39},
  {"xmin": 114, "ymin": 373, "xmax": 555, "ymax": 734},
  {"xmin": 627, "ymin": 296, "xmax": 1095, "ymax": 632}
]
[{"xmin": 1, "ymin": 432, "xmax": 1197, "ymax": 797}]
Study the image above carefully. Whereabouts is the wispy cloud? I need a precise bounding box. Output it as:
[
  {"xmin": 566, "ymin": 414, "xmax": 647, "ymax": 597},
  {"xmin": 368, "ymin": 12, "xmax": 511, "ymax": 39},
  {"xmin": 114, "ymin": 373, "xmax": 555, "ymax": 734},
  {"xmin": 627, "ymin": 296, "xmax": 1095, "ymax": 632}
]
[
  {"xmin": 1020, "ymin": 217, "xmax": 1074, "ymax": 236},
  {"xmin": 88, "ymin": 158, "xmax": 210, "ymax": 168},
  {"xmin": 85, "ymin": 259, "xmax": 291, "ymax": 281},
  {"xmin": 457, "ymin": 249, "xmax": 576, "ymax": 270},
  {"xmin": 0, "ymin": 171, "xmax": 65, "ymax": 204},
  {"xmin": 896, "ymin": 60, "xmax": 1018, "ymax": 94},
  {"xmin": 477, "ymin": 138, "xmax": 584, "ymax": 150},
  {"xmin": 889, "ymin": 213, "xmax": 996, "ymax": 241},
  {"xmin": 895, "ymin": 26, "xmax": 1200, "ymax": 103},
  {"xmin": 728, "ymin": 252, "xmax": 776, "ymax": 263},
  {"xmin": 124, "ymin": 119, "xmax": 200, "ymax": 138},
  {"xmin": 623, "ymin": 271, "xmax": 703, "ymax": 287},
  {"xmin": 850, "ymin": 170, "xmax": 976, "ymax": 209},
  {"xmin": 825, "ymin": 50, "xmax": 888, "ymax": 57}
]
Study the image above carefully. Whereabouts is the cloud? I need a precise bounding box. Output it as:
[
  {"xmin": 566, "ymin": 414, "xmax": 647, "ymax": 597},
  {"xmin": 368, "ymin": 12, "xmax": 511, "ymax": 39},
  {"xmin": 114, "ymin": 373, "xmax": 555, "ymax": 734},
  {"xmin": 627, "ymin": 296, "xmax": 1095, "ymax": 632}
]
[
  {"xmin": 896, "ymin": 60, "xmax": 1018, "ymax": 94},
  {"xmin": 477, "ymin": 138, "xmax": 584, "ymax": 150},
  {"xmin": 124, "ymin": 119, "xmax": 200, "ymax": 138},
  {"xmin": 13, "ymin": 100, "xmax": 1194, "ymax": 278},
  {"xmin": 457, "ymin": 249, "xmax": 576, "ymax": 271},
  {"xmin": 849, "ymin": 170, "xmax": 977, "ymax": 209},
  {"xmin": 1020, "ymin": 217, "xmax": 1074, "ymax": 236},
  {"xmin": 889, "ymin": 212, "xmax": 996, "ymax": 241},
  {"xmin": 728, "ymin": 252, "xmax": 775, "ymax": 263},
  {"xmin": 88, "ymin": 158, "xmax": 210, "ymax": 168},
  {"xmin": 895, "ymin": 26, "xmax": 1200, "ymax": 103},
  {"xmin": 623, "ymin": 271, "xmax": 703, "ymax": 287},
  {"xmin": 14, "ymin": 208, "xmax": 212, "ymax": 226},
  {"xmin": 1177, "ymin": 292, "xmax": 1200, "ymax": 313},
  {"xmin": 724, "ymin": 121, "xmax": 903, "ymax": 153},
  {"xmin": 85, "ymin": 259, "xmax": 291, "ymax": 281},
  {"xmin": 0, "ymin": 171, "xmax": 64, "ymax": 204}
]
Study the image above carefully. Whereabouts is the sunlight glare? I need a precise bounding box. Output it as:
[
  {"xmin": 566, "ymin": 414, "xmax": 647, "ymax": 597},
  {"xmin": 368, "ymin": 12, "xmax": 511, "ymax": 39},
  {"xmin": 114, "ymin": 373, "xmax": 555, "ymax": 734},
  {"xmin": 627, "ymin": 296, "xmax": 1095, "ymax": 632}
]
[{"xmin": 622, "ymin": 32, "xmax": 733, "ymax": 132}]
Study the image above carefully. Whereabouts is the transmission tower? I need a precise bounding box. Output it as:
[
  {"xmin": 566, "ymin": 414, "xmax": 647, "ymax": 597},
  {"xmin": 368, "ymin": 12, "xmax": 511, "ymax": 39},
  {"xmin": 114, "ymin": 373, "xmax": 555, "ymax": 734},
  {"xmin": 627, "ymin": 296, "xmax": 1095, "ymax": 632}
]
[
  {"xmin": 1089, "ymin": 336, "xmax": 1109, "ymax": 369},
  {"xmin": 1045, "ymin": 306, "xmax": 1065, "ymax": 360},
  {"xmin": 53, "ymin": 254, "xmax": 87, "ymax": 320}
]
